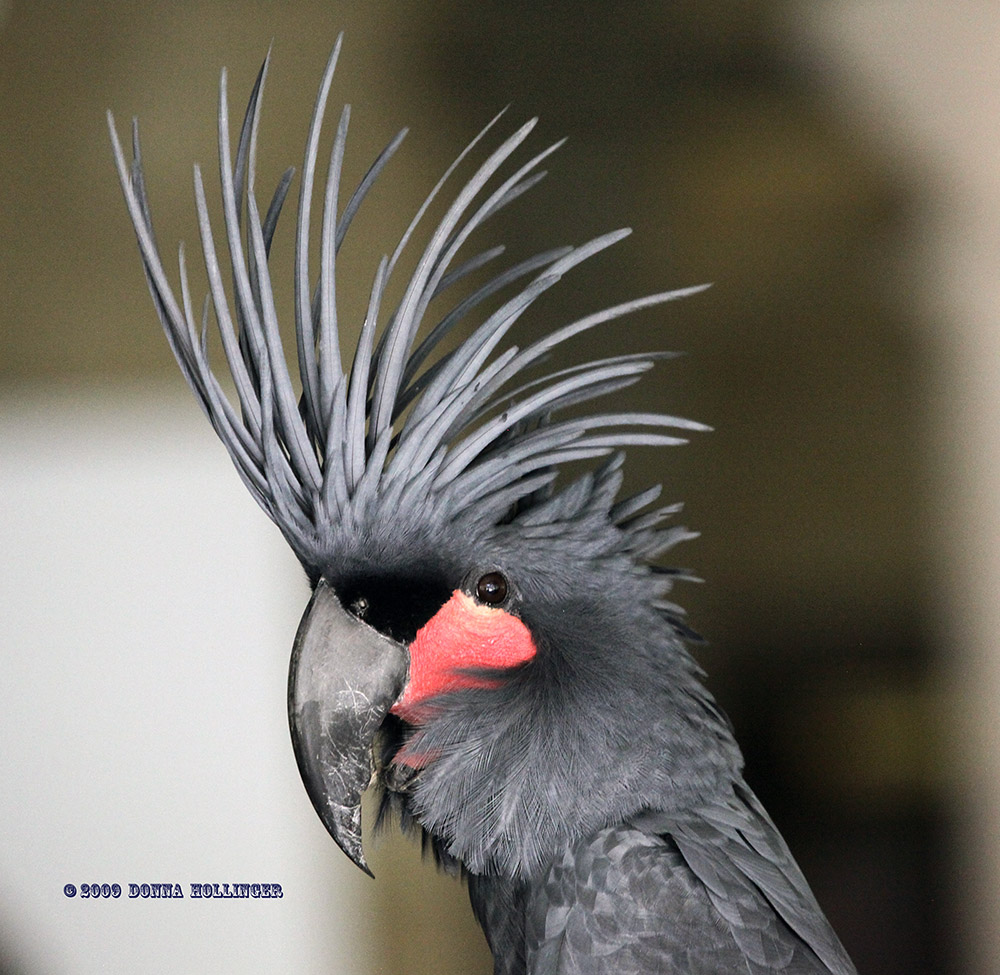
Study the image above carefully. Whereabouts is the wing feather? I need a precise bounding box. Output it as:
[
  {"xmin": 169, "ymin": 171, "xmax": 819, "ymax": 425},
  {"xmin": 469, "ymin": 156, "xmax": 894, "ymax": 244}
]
[{"xmin": 526, "ymin": 802, "xmax": 857, "ymax": 975}]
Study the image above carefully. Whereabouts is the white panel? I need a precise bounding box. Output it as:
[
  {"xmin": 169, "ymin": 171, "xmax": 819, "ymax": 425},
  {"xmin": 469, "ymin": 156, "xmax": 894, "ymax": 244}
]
[{"xmin": 0, "ymin": 387, "xmax": 378, "ymax": 974}]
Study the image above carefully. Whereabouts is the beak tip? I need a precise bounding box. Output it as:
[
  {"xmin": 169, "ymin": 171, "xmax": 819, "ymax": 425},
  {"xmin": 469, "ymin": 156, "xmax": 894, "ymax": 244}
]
[
  {"xmin": 323, "ymin": 798, "xmax": 374, "ymax": 878},
  {"xmin": 332, "ymin": 819, "xmax": 374, "ymax": 879}
]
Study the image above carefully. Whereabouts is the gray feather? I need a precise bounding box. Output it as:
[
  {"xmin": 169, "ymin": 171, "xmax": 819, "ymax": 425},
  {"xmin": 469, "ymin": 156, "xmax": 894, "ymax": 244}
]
[{"xmin": 108, "ymin": 41, "xmax": 706, "ymax": 568}]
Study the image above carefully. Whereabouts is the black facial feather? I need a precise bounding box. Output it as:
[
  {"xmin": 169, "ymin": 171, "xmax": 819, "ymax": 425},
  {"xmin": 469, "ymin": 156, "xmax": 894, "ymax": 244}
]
[{"xmin": 335, "ymin": 574, "xmax": 453, "ymax": 644}]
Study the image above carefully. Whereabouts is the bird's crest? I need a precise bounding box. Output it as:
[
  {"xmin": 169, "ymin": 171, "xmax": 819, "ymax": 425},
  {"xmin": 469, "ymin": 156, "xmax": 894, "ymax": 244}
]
[{"xmin": 108, "ymin": 36, "xmax": 708, "ymax": 569}]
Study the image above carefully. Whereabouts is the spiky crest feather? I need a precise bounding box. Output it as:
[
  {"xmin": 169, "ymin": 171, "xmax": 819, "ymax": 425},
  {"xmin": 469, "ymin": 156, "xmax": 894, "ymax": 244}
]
[{"xmin": 108, "ymin": 38, "xmax": 708, "ymax": 579}]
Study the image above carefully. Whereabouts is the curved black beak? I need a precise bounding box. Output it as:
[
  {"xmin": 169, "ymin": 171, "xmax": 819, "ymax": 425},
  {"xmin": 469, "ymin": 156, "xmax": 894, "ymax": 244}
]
[{"xmin": 287, "ymin": 580, "xmax": 408, "ymax": 876}]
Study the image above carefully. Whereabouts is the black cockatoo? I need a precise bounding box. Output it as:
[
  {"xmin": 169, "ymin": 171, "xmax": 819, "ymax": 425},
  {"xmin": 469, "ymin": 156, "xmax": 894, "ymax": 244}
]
[{"xmin": 109, "ymin": 38, "xmax": 858, "ymax": 975}]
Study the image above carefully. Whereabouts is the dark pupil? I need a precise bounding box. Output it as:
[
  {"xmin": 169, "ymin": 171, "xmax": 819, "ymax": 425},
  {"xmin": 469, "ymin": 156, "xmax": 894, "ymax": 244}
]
[{"xmin": 476, "ymin": 572, "xmax": 508, "ymax": 605}]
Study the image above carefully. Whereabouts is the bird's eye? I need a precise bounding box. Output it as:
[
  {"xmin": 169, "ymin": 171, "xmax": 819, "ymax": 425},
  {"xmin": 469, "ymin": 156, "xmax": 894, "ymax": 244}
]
[
  {"xmin": 349, "ymin": 596, "xmax": 369, "ymax": 620},
  {"xmin": 475, "ymin": 571, "xmax": 508, "ymax": 606}
]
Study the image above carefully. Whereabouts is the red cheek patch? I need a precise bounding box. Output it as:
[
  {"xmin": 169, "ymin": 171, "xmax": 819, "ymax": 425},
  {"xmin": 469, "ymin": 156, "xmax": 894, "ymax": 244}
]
[{"xmin": 391, "ymin": 590, "xmax": 537, "ymax": 724}]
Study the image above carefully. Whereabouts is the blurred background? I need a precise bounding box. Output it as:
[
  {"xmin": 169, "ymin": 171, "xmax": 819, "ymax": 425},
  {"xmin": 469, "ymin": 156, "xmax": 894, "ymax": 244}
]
[{"xmin": 1, "ymin": 1, "xmax": 998, "ymax": 972}]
